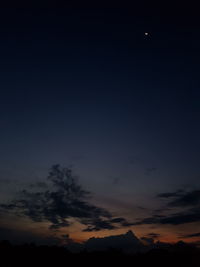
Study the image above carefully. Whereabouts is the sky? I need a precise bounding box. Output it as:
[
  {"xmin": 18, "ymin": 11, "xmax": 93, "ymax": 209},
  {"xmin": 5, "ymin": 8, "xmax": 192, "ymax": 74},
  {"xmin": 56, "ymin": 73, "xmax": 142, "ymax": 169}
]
[{"xmin": 0, "ymin": 5, "xmax": 200, "ymax": 245}]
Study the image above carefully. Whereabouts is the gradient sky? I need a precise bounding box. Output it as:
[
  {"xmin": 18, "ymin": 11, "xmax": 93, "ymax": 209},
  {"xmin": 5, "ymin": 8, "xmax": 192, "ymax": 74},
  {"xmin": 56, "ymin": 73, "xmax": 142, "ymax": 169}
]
[{"xmin": 0, "ymin": 5, "xmax": 200, "ymax": 245}]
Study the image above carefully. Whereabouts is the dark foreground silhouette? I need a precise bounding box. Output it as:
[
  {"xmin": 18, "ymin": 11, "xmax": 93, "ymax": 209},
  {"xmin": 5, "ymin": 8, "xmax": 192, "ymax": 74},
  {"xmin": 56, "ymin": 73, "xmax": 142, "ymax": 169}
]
[{"xmin": 0, "ymin": 240, "xmax": 199, "ymax": 267}]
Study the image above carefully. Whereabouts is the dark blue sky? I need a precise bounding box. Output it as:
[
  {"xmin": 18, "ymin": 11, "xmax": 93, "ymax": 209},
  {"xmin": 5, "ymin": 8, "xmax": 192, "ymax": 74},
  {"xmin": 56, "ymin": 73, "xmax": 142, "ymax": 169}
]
[{"xmin": 0, "ymin": 6, "xmax": 200, "ymax": 243}]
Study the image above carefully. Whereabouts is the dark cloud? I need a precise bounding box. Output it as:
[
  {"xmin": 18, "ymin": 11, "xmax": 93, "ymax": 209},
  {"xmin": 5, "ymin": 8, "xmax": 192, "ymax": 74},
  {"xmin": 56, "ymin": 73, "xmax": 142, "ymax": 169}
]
[
  {"xmin": 0, "ymin": 165, "xmax": 132, "ymax": 232},
  {"xmin": 157, "ymin": 190, "xmax": 200, "ymax": 208},
  {"xmin": 157, "ymin": 190, "xmax": 184, "ymax": 199},
  {"xmin": 132, "ymin": 188, "xmax": 200, "ymax": 226},
  {"xmin": 158, "ymin": 210, "xmax": 200, "ymax": 225},
  {"xmin": 82, "ymin": 217, "xmax": 136, "ymax": 232},
  {"xmin": 133, "ymin": 209, "xmax": 200, "ymax": 226},
  {"xmin": 141, "ymin": 233, "xmax": 161, "ymax": 245},
  {"xmin": 110, "ymin": 217, "xmax": 127, "ymax": 223},
  {"xmin": 82, "ymin": 218, "xmax": 116, "ymax": 232},
  {"xmin": 168, "ymin": 190, "xmax": 200, "ymax": 208},
  {"xmin": 110, "ymin": 217, "xmax": 136, "ymax": 227},
  {"xmin": 181, "ymin": 232, "xmax": 200, "ymax": 239},
  {"xmin": 145, "ymin": 233, "xmax": 161, "ymax": 239},
  {"xmin": 137, "ymin": 206, "xmax": 148, "ymax": 211}
]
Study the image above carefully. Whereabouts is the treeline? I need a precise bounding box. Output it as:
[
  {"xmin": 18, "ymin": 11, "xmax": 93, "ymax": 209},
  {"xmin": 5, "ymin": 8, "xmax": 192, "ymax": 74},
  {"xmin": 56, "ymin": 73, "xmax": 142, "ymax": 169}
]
[{"xmin": 0, "ymin": 240, "xmax": 199, "ymax": 267}]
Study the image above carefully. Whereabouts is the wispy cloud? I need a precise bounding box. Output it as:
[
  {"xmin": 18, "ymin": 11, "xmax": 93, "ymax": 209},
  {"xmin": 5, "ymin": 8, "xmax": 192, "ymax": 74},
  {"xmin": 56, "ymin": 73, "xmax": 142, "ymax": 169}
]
[
  {"xmin": 132, "ymin": 188, "xmax": 200, "ymax": 226},
  {"xmin": 180, "ymin": 232, "xmax": 200, "ymax": 239},
  {"xmin": 0, "ymin": 165, "xmax": 133, "ymax": 232}
]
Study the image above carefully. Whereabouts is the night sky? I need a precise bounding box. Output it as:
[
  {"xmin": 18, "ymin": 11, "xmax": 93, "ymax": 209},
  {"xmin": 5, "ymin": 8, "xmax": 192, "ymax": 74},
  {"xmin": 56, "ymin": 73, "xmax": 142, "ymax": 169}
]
[{"xmin": 0, "ymin": 5, "xmax": 200, "ymax": 245}]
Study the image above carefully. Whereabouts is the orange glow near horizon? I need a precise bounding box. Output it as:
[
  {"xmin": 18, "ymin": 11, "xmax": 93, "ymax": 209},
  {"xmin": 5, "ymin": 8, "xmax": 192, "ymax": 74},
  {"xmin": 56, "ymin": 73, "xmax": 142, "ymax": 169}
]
[{"xmin": 3, "ymin": 215, "xmax": 200, "ymax": 245}]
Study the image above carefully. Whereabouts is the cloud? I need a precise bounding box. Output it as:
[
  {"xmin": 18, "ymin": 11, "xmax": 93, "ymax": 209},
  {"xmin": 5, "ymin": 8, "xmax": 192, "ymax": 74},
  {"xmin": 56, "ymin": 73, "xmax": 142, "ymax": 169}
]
[
  {"xmin": 109, "ymin": 217, "xmax": 136, "ymax": 227},
  {"xmin": 158, "ymin": 190, "xmax": 200, "ymax": 208},
  {"xmin": 82, "ymin": 217, "xmax": 135, "ymax": 232},
  {"xmin": 82, "ymin": 219, "xmax": 116, "ymax": 232},
  {"xmin": 181, "ymin": 232, "xmax": 200, "ymax": 239},
  {"xmin": 110, "ymin": 217, "xmax": 127, "ymax": 224},
  {"xmin": 133, "ymin": 209, "xmax": 200, "ymax": 226},
  {"xmin": 0, "ymin": 165, "xmax": 132, "ymax": 232},
  {"xmin": 141, "ymin": 233, "xmax": 161, "ymax": 245},
  {"xmin": 157, "ymin": 189, "xmax": 184, "ymax": 199},
  {"xmin": 132, "ymin": 188, "xmax": 200, "ymax": 226},
  {"xmin": 145, "ymin": 233, "xmax": 161, "ymax": 239}
]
